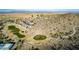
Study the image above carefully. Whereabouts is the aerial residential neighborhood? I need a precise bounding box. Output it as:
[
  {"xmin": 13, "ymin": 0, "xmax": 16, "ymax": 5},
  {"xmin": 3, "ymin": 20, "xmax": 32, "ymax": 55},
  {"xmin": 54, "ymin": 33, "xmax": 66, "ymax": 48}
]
[{"xmin": 0, "ymin": 10, "xmax": 79, "ymax": 50}]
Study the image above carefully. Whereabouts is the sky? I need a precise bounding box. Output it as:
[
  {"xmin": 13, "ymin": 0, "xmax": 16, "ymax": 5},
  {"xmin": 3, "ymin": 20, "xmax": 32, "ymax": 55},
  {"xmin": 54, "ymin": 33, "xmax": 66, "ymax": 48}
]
[{"xmin": 0, "ymin": 9, "xmax": 79, "ymax": 13}]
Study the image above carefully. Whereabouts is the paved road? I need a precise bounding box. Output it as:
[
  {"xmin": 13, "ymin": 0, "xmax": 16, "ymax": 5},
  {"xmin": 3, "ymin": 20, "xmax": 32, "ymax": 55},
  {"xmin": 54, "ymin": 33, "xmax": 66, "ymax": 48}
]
[{"xmin": 61, "ymin": 26, "xmax": 79, "ymax": 38}]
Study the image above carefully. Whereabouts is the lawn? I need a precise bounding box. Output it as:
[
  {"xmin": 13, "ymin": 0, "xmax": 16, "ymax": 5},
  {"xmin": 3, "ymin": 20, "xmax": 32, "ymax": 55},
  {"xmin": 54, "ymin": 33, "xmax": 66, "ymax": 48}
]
[
  {"xmin": 33, "ymin": 35, "xmax": 47, "ymax": 40},
  {"xmin": 8, "ymin": 25, "xmax": 25, "ymax": 38}
]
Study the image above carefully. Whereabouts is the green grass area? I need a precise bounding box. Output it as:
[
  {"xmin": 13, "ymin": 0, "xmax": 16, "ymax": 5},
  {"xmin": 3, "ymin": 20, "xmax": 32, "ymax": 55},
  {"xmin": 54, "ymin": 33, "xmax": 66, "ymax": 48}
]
[
  {"xmin": 8, "ymin": 25, "xmax": 20, "ymax": 32},
  {"xmin": 8, "ymin": 25, "xmax": 25, "ymax": 38},
  {"xmin": 14, "ymin": 32, "xmax": 25, "ymax": 38},
  {"xmin": 33, "ymin": 35, "xmax": 47, "ymax": 40}
]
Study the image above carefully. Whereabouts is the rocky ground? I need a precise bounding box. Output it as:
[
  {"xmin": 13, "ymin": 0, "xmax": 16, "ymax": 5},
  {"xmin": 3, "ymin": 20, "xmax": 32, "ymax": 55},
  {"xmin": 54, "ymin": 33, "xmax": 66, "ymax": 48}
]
[{"xmin": 0, "ymin": 13, "xmax": 79, "ymax": 50}]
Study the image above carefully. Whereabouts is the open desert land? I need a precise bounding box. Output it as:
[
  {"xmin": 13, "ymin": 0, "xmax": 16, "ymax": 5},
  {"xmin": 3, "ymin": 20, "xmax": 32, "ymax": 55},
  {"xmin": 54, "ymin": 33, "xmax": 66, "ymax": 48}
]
[{"xmin": 0, "ymin": 13, "xmax": 79, "ymax": 50}]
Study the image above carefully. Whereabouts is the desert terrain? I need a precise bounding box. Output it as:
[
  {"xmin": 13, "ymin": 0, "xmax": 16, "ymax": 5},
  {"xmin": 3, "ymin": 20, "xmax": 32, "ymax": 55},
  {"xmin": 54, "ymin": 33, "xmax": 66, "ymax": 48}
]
[{"xmin": 0, "ymin": 13, "xmax": 79, "ymax": 50}]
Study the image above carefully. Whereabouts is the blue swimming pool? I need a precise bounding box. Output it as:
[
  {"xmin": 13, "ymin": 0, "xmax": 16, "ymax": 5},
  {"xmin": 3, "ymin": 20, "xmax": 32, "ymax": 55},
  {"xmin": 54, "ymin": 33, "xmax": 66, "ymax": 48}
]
[{"xmin": 0, "ymin": 43, "xmax": 14, "ymax": 50}]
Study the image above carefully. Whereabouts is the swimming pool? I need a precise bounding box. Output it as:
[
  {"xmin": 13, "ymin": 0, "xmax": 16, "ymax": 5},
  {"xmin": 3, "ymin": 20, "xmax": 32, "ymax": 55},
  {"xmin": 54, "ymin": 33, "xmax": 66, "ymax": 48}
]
[{"xmin": 0, "ymin": 43, "xmax": 14, "ymax": 50}]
